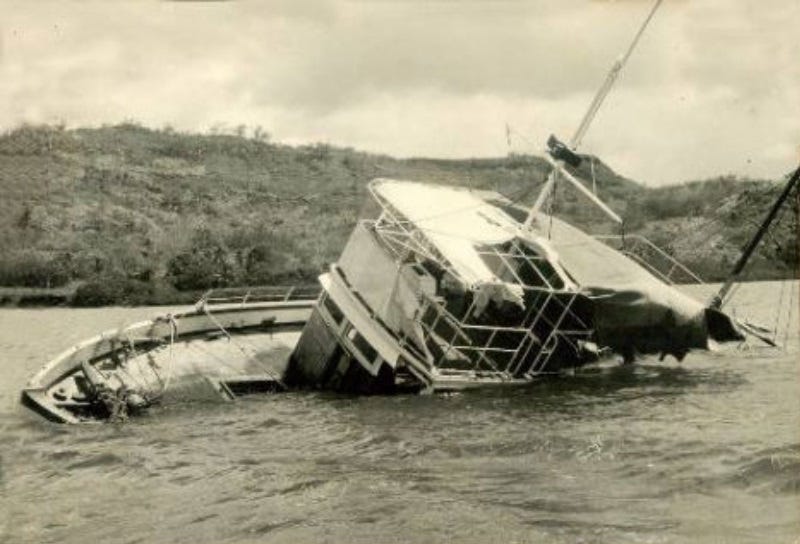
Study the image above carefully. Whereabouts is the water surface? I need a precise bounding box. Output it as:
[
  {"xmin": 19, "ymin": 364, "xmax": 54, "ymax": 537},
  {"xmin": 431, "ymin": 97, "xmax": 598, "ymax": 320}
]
[{"xmin": 1, "ymin": 282, "xmax": 798, "ymax": 543}]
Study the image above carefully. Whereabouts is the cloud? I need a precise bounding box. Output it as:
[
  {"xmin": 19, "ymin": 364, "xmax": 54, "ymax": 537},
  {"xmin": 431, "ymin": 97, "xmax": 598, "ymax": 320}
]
[{"xmin": 0, "ymin": 0, "xmax": 797, "ymax": 185}]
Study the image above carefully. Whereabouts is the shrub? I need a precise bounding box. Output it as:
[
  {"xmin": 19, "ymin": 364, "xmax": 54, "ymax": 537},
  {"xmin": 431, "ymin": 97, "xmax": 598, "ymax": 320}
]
[
  {"xmin": 0, "ymin": 123, "xmax": 77, "ymax": 155},
  {"xmin": 243, "ymin": 243, "xmax": 279, "ymax": 285},
  {"xmin": 166, "ymin": 228, "xmax": 234, "ymax": 291},
  {"xmin": 72, "ymin": 276, "xmax": 153, "ymax": 307},
  {"xmin": 0, "ymin": 252, "xmax": 70, "ymax": 288}
]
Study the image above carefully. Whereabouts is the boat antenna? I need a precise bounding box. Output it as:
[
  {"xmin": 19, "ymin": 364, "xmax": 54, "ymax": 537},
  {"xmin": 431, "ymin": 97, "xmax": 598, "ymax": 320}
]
[
  {"xmin": 710, "ymin": 164, "xmax": 800, "ymax": 309},
  {"xmin": 524, "ymin": 0, "xmax": 664, "ymax": 228}
]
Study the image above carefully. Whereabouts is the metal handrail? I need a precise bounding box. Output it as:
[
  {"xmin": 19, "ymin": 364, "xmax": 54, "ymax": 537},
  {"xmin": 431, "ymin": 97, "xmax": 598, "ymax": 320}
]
[
  {"xmin": 197, "ymin": 285, "xmax": 321, "ymax": 306},
  {"xmin": 594, "ymin": 234, "xmax": 704, "ymax": 284},
  {"xmin": 416, "ymin": 283, "xmax": 590, "ymax": 377}
]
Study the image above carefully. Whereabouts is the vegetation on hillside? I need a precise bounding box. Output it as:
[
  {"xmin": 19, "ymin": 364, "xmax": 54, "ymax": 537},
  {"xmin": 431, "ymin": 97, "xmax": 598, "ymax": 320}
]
[{"xmin": 0, "ymin": 123, "xmax": 796, "ymax": 306}]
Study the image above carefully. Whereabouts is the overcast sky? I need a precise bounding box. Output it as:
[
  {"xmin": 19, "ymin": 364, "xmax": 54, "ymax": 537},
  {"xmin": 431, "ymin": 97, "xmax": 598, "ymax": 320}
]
[{"xmin": 2, "ymin": 1, "xmax": 798, "ymax": 185}]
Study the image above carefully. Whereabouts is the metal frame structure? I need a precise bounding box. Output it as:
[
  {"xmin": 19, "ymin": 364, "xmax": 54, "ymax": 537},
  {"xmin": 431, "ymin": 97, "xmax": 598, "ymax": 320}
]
[
  {"xmin": 363, "ymin": 187, "xmax": 594, "ymax": 380},
  {"xmin": 594, "ymin": 234, "xmax": 704, "ymax": 285},
  {"xmin": 196, "ymin": 285, "xmax": 322, "ymax": 306},
  {"xmin": 414, "ymin": 286, "xmax": 591, "ymax": 378}
]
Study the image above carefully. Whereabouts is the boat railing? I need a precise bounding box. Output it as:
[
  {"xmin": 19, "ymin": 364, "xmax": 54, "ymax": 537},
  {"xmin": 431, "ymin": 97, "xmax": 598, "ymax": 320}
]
[
  {"xmin": 196, "ymin": 285, "xmax": 322, "ymax": 307},
  {"xmin": 594, "ymin": 234, "xmax": 704, "ymax": 284},
  {"xmin": 416, "ymin": 285, "xmax": 592, "ymax": 378}
]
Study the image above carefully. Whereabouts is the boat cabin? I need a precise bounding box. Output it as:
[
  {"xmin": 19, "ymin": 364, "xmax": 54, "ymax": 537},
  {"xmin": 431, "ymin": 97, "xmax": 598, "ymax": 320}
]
[{"xmin": 287, "ymin": 179, "xmax": 597, "ymax": 392}]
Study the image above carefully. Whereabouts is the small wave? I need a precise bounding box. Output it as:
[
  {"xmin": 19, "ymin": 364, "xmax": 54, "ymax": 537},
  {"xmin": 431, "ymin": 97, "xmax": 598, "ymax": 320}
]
[
  {"xmin": 46, "ymin": 449, "xmax": 81, "ymax": 461},
  {"xmin": 163, "ymin": 459, "xmax": 192, "ymax": 470},
  {"xmin": 247, "ymin": 519, "xmax": 300, "ymax": 535},
  {"xmin": 724, "ymin": 443, "xmax": 800, "ymax": 494},
  {"xmin": 256, "ymin": 417, "xmax": 284, "ymax": 429},
  {"xmin": 347, "ymin": 431, "xmax": 408, "ymax": 459},
  {"xmin": 66, "ymin": 452, "xmax": 125, "ymax": 470},
  {"xmin": 237, "ymin": 457, "xmax": 262, "ymax": 466},
  {"xmin": 275, "ymin": 478, "xmax": 328, "ymax": 495},
  {"xmin": 191, "ymin": 513, "xmax": 218, "ymax": 524}
]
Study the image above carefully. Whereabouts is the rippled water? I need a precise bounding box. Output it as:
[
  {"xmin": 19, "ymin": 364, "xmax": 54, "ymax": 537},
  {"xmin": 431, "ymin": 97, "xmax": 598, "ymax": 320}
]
[{"xmin": 1, "ymin": 282, "xmax": 798, "ymax": 544}]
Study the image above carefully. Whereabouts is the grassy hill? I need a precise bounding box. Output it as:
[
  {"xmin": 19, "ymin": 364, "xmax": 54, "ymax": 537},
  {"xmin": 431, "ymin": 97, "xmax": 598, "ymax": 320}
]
[{"xmin": 0, "ymin": 123, "xmax": 796, "ymax": 306}]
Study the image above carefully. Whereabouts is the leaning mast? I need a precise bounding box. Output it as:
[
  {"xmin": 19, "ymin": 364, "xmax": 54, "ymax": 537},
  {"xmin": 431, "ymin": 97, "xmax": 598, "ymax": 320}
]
[
  {"xmin": 710, "ymin": 165, "xmax": 800, "ymax": 309},
  {"xmin": 524, "ymin": 0, "xmax": 664, "ymax": 228}
]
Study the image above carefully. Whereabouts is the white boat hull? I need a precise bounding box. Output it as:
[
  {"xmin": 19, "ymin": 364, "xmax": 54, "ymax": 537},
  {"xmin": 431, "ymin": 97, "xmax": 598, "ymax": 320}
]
[{"xmin": 21, "ymin": 300, "xmax": 314, "ymax": 423}]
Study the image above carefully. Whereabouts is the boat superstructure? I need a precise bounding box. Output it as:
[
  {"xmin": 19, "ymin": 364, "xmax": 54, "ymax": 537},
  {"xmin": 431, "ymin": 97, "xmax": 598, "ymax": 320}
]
[
  {"xmin": 285, "ymin": 177, "xmax": 735, "ymax": 393},
  {"xmin": 288, "ymin": 180, "xmax": 595, "ymax": 393}
]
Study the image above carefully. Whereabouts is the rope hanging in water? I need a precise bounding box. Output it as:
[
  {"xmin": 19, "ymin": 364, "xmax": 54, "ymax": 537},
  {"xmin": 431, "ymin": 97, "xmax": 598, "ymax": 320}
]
[
  {"xmin": 157, "ymin": 314, "xmax": 178, "ymax": 399},
  {"xmin": 199, "ymin": 301, "xmax": 287, "ymax": 390}
]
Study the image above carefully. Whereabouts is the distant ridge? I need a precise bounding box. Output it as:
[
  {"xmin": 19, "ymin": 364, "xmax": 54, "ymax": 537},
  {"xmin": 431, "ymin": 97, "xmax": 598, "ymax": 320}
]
[{"xmin": 0, "ymin": 123, "xmax": 795, "ymax": 306}]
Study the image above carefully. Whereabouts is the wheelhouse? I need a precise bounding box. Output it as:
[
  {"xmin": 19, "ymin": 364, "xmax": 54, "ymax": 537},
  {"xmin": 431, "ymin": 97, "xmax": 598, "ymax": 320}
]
[{"xmin": 288, "ymin": 179, "xmax": 596, "ymax": 392}]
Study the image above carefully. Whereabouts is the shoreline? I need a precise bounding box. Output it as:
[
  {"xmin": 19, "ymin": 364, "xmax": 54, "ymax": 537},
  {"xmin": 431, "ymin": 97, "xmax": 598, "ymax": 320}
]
[
  {"xmin": 2, "ymin": 276, "xmax": 796, "ymax": 309},
  {"xmin": 0, "ymin": 283, "xmax": 288, "ymax": 308}
]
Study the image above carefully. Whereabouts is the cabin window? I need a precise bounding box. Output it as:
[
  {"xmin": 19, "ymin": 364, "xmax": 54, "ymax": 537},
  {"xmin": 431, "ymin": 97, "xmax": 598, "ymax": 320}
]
[
  {"xmin": 323, "ymin": 295, "xmax": 345, "ymax": 325},
  {"xmin": 411, "ymin": 264, "xmax": 428, "ymax": 277},
  {"xmin": 351, "ymin": 331, "xmax": 379, "ymax": 364}
]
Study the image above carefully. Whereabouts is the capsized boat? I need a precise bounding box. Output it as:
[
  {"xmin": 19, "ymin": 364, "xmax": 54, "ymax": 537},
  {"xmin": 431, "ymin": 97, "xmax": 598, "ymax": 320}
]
[
  {"xmin": 284, "ymin": 176, "xmax": 749, "ymax": 394},
  {"xmin": 20, "ymin": 287, "xmax": 318, "ymax": 423},
  {"xmin": 284, "ymin": 154, "xmax": 800, "ymax": 395},
  {"xmin": 20, "ymin": 164, "xmax": 796, "ymax": 423}
]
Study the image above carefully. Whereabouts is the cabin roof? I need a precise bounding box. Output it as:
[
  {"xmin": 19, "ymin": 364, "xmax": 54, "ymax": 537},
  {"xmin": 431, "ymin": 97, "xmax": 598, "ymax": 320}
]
[{"xmin": 370, "ymin": 179, "xmax": 522, "ymax": 287}]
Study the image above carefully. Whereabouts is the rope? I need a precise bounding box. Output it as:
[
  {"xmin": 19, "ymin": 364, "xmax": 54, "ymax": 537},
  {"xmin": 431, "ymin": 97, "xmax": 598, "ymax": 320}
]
[
  {"xmin": 725, "ymin": 281, "xmax": 742, "ymax": 307},
  {"xmin": 772, "ymin": 279, "xmax": 787, "ymax": 344},
  {"xmin": 116, "ymin": 358, "xmax": 151, "ymax": 397},
  {"xmin": 782, "ymin": 279, "xmax": 797, "ymax": 347},
  {"xmin": 713, "ymin": 179, "xmax": 799, "ymax": 316},
  {"xmin": 146, "ymin": 314, "xmax": 178, "ymax": 402},
  {"xmin": 505, "ymin": 124, "xmax": 540, "ymax": 151},
  {"xmin": 185, "ymin": 337, "xmax": 259, "ymax": 375},
  {"xmin": 546, "ymin": 172, "xmax": 558, "ymax": 239},
  {"xmin": 162, "ymin": 315, "xmax": 177, "ymax": 394},
  {"xmin": 107, "ymin": 332, "xmax": 149, "ymax": 393},
  {"xmin": 200, "ymin": 302, "xmax": 287, "ymax": 389}
]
